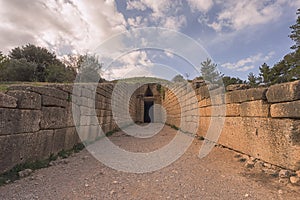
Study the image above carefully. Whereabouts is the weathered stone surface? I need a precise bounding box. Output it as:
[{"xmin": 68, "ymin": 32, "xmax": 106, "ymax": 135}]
[
  {"xmin": 226, "ymin": 84, "xmax": 250, "ymax": 91},
  {"xmin": 218, "ymin": 117, "xmax": 300, "ymax": 170},
  {"xmin": 199, "ymin": 104, "xmax": 240, "ymax": 117},
  {"xmin": 0, "ymin": 92, "xmax": 17, "ymax": 108},
  {"xmin": 0, "ymin": 109, "xmax": 41, "ymax": 135},
  {"xmin": 198, "ymin": 98, "xmax": 211, "ymax": 108},
  {"xmin": 266, "ymin": 80, "xmax": 300, "ymax": 103},
  {"xmin": 270, "ymin": 100, "xmax": 300, "ymax": 118},
  {"xmin": 0, "ymin": 130, "xmax": 53, "ymax": 173},
  {"xmin": 42, "ymin": 95, "xmax": 68, "ymax": 108},
  {"xmin": 195, "ymin": 86, "xmax": 210, "ymax": 100},
  {"xmin": 226, "ymin": 104, "xmax": 240, "ymax": 116},
  {"xmin": 9, "ymin": 85, "xmax": 68, "ymax": 100},
  {"xmin": 40, "ymin": 107, "xmax": 67, "ymax": 129},
  {"xmin": 279, "ymin": 169, "xmax": 290, "ymax": 178},
  {"xmin": 240, "ymin": 100, "xmax": 270, "ymax": 117},
  {"xmin": 46, "ymin": 84, "xmax": 73, "ymax": 94},
  {"xmin": 245, "ymin": 160, "xmax": 255, "ymax": 168},
  {"xmin": 226, "ymin": 88, "xmax": 267, "ymax": 103},
  {"xmin": 290, "ymin": 176, "xmax": 300, "ymax": 185},
  {"xmin": 64, "ymin": 127, "xmax": 79, "ymax": 150},
  {"xmin": 7, "ymin": 90, "xmax": 41, "ymax": 109},
  {"xmin": 52, "ymin": 129, "xmax": 67, "ymax": 154}
]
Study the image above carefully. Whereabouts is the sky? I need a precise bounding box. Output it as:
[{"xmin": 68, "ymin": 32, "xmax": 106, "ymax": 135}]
[{"xmin": 0, "ymin": 0, "xmax": 299, "ymax": 80}]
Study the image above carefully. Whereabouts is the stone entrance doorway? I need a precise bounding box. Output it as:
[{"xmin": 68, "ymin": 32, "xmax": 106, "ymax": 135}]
[
  {"xmin": 144, "ymin": 101, "xmax": 154, "ymax": 123},
  {"xmin": 144, "ymin": 85, "xmax": 154, "ymax": 123}
]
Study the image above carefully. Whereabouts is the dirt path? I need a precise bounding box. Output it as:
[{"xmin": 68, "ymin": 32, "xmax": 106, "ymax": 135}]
[{"xmin": 0, "ymin": 125, "xmax": 299, "ymax": 199}]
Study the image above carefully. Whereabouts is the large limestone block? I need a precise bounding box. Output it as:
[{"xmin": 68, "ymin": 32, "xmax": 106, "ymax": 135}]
[
  {"xmin": 7, "ymin": 90, "xmax": 41, "ymax": 109},
  {"xmin": 240, "ymin": 100, "xmax": 270, "ymax": 117},
  {"xmin": 42, "ymin": 95, "xmax": 68, "ymax": 108},
  {"xmin": 225, "ymin": 104, "xmax": 241, "ymax": 116},
  {"xmin": 0, "ymin": 92, "xmax": 17, "ymax": 108},
  {"xmin": 40, "ymin": 107, "xmax": 67, "ymax": 129},
  {"xmin": 0, "ymin": 109, "xmax": 41, "ymax": 135},
  {"xmin": 199, "ymin": 104, "xmax": 237, "ymax": 117},
  {"xmin": 64, "ymin": 127, "xmax": 80, "ymax": 150},
  {"xmin": 226, "ymin": 84, "xmax": 250, "ymax": 91},
  {"xmin": 225, "ymin": 88, "xmax": 267, "ymax": 103},
  {"xmin": 266, "ymin": 80, "xmax": 300, "ymax": 103},
  {"xmin": 271, "ymin": 100, "xmax": 300, "ymax": 118},
  {"xmin": 9, "ymin": 85, "xmax": 68, "ymax": 100},
  {"xmin": 0, "ymin": 130, "xmax": 53, "ymax": 173},
  {"xmin": 218, "ymin": 117, "xmax": 300, "ymax": 170},
  {"xmin": 47, "ymin": 84, "xmax": 73, "ymax": 94}
]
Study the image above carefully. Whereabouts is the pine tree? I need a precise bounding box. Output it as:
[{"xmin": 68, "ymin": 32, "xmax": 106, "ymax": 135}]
[
  {"xmin": 259, "ymin": 63, "xmax": 272, "ymax": 85},
  {"xmin": 289, "ymin": 9, "xmax": 300, "ymax": 50},
  {"xmin": 200, "ymin": 58, "xmax": 222, "ymax": 85}
]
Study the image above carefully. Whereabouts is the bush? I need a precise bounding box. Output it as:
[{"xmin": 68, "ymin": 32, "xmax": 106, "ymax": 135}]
[{"xmin": 0, "ymin": 59, "xmax": 37, "ymax": 82}]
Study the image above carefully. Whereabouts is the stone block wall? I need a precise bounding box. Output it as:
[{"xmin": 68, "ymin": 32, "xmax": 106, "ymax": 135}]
[
  {"xmin": 0, "ymin": 82, "xmax": 134, "ymax": 174},
  {"xmin": 162, "ymin": 80, "xmax": 300, "ymax": 170}
]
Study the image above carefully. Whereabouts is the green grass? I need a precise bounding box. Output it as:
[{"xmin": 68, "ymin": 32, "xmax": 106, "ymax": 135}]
[
  {"xmin": 171, "ymin": 125, "xmax": 179, "ymax": 130},
  {"xmin": 0, "ymin": 85, "xmax": 9, "ymax": 92},
  {"xmin": 0, "ymin": 81, "xmax": 51, "ymax": 92}
]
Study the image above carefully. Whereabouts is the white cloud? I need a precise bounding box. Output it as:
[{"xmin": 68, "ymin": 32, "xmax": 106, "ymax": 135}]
[
  {"xmin": 0, "ymin": 0, "xmax": 127, "ymax": 55},
  {"xmin": 104, "ymin": 65, "xmax": 155, "ymax": 80},
  {"xmin": 161, "ymin": 15, "xmax": 187, "ymax": 30},
  {"xmin": 102, "ymin": 50, "xmax": 155, "ymax": 80},
  {"xmin": 221, "ymin": 51, "xmax": 274, "ymax": 72},
  {"xmin": 126, "ymin": 0, "xmax": 186, "ymax": 31},
  {"xmin": 187, "ymin": 0, "xmax": 214, "ymax": 12},
  {"xmin": 208, "ymin": 0, "xmax": 284, "ymax": 32},
  {"xmin": 126, "ymin": 0, "xmax": 147, "ymax": 11},
  {"xmin": 127, "ymin": 16, "xmax": 148, "ymax": 28},
  {"xmin": 119, "ymin": 51, "xmax": 153, "ymax": 67},
  {"xmin": 236, "ymin": 65, "xmax": 255, "ymax": 72}
]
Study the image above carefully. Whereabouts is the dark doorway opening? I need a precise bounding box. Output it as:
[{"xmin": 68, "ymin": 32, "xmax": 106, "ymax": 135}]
[{"xmin": 144, "ymin": 101, "xmax": 154, "ymax": 123}]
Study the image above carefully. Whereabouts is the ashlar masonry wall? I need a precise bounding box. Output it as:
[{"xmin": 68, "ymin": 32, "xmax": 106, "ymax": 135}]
[
  {"xmin": 162, "ymin": 80, "xmax": 300, "ymax": 170},
  {"xmin": 0, "ymin": 82, "xmax": 135, "ymax": 173}
]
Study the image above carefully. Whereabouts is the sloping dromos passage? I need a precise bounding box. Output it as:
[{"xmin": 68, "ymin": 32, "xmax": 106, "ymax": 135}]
[{"xmin": 0, "ymin": 80, "xmax": 299, "ymax": 175}]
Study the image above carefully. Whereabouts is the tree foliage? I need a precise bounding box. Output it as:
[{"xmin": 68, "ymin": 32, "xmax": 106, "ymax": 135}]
[
  {"xmin": 0, "ymin": 59, "xmax": 37, "ymax": 82},
  {"xmin": 247, "ymin": 72, "xmax": 259, "ymax": 87},
  {"xmin": 77, "ymin": 54, "xmax": 103, "ymax": 83},
  {"xmin": 200, "ymin": 58, "xmax": 222, "ymax": 84},
  {"xmin": 0, "ymin": 44, "xmax": 77, "ymax": 83},
  {"xmin": 222, "ymin": 76, "xmax": 244, "ymax": 87},
  {"xmin": 289, "ymin": 8, "xmax": 300, "ymax": 50},
  {"xmin": 171, "ymin": 74, "xmax": 185, "ymax": 82}
]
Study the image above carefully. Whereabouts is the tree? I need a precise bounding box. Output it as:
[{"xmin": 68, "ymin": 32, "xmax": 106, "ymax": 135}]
[
  {"xmin": 3, "ymin": 44, "xmax": 77, "ymax": 82},
  {"xmin": 171, "ymin": 74, "xmax": 185, "ymax": 82},
  {"xmin": 9, "ymin": 44, "xmax": 55, "ymax": 81},
  {"xmin": 247, "ymin": 72, "xmax": 259, "ymax": 87},
  {"xmin": 289, "ymin": 8, "xmax": 300, "ymax": 50},
  {"xmin": 8, "ymin": 44, "xmax": 70, "ymax": 82},
  {"xmin": 0, "ymin": 59, "xmax": 37, "ymax": 82},
  {"xmin": 200, "ymin": 58, "xmax": 222, "ymax": 84},
  {"xmin": 0, "ymin": 51, "xmax": 7, "ymax": 64},
  {"xmin": 46, "ymin": 64, "xmax": 76, "ymax": 83},
  {"xmin": 222, "ymin": 76, "xmax": 244, "ymax": 87},
  {"xmin": 259, "ymin": 63, "xmax": 272, "ymax": 85},
  {"xmin": 77, "ymin": 54, "xmax": 103, "ymax": 83}
]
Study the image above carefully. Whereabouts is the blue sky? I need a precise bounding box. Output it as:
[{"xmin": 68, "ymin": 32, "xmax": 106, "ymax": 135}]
[{"xmin": 0, "ymin": 0, "xmax": 299, "ymax": 80}]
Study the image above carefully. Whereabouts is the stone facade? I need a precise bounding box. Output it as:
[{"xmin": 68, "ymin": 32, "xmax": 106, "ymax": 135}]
[
  {"xmin": 0, "ymin": 83, "xmax": 121, "ymax": 173},
  {"xmin": 0, "ymin": 80, "xmax": 300, "ymax": 173},
  {"xmin": 162, "ymin": 80, "xmax": 300, "ymax": 171}
]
